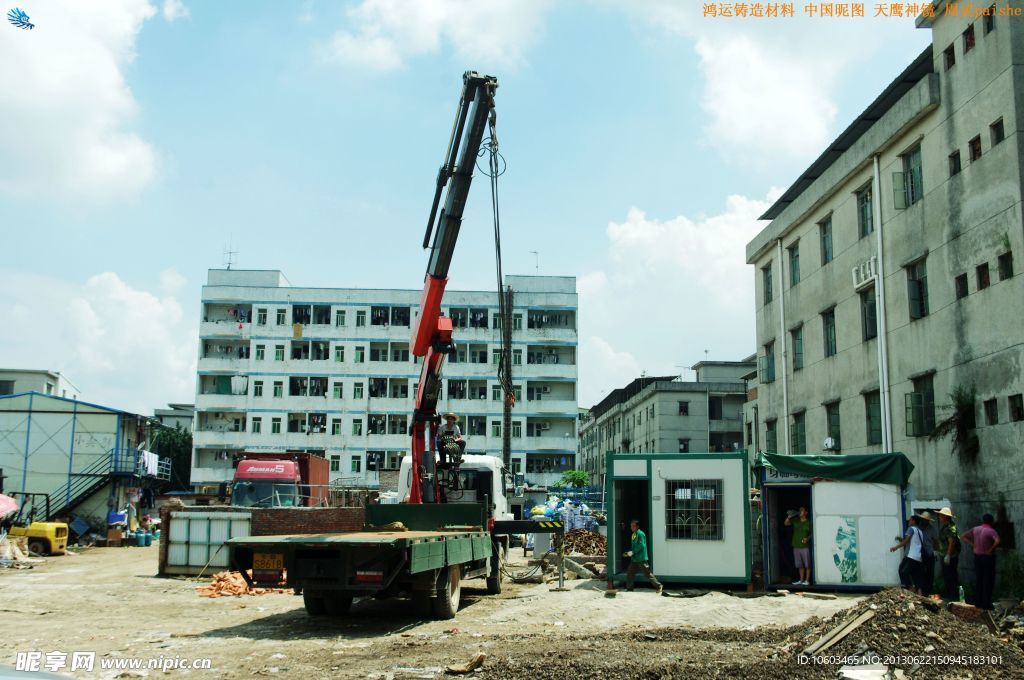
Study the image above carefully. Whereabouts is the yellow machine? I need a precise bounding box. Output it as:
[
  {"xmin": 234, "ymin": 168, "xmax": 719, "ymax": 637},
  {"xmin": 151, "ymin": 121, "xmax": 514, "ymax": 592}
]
[{"xmin": 8, "ymin": 522, "xmax": 68, "ymax": 556}]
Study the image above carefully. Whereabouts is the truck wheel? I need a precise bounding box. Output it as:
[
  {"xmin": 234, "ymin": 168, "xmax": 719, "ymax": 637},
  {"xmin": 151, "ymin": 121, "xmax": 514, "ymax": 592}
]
[
  {"xmin": 486, "ymin": 543, "xmax": 503, "ymax": 594},
  {"xmin": 324, "ymin": 594, "xmax": 353, "ymax": 616},
  {"xmin": 431, "ymin": 565, "xmax": 461, "ymax": 619},
  {"xmin": 28, "ymin": 540, "xmax": 48, "ymax": 556},
  {"xmin": 303, "ymin": 590, "xmax": 327, "ymax": 616}
]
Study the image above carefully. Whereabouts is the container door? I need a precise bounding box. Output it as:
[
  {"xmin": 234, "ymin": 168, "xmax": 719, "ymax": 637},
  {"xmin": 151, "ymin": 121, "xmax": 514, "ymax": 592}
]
[{"xmin": 811, "ymin": 482, "xmax": 902, "ymax": 586}]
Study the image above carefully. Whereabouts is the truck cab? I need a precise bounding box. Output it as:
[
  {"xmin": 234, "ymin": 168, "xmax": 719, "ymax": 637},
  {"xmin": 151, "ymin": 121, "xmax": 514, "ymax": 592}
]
[
  {"xmin": 231, "ymin": 460, "xmax": 301, "ymax": 508},
  {"xmin": 397, "ymin": 454, "xmax": 514, "ymax": 524}
]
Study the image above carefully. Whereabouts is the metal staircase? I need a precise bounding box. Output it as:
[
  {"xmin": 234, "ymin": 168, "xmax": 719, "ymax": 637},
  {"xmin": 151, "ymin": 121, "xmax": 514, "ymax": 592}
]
[{"xmin": 43, "ymin": 449, "xmax": 171, "ymax": 521}]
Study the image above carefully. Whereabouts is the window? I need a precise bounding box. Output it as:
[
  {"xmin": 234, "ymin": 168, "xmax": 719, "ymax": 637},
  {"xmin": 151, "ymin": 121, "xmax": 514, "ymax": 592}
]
[
  {"xmin": 332, "ymin": 418, "xmax": 342, "ymax": 435},
  {"xmin": 356, "ymin": 311, "xmax": 366, "ymax": 327},
  {"xmin": 949, "ymin": 150, "xmax": 962, "ymax": 177},
  {"xmin": 963, "ymin": 24, "xmax": 975, "ymax": 52},
  {"xmin": 678, "ymin": 401, "xmax": 689, "ymax": 416},
  {"xmin": 760, "ymin": 341, "xmax": 776, "ymax": 383},
  {"xmin": 257, "ymin": 308, "xmax": 267, "ymax": 325},
  {"xmin": 900, "ymin": 146, "xmax": 924, "ymax": 207},
  {"xmin": 351, "ymin": 456, "xmax": 362, "ymax": 473},
  {"xmin": 665, "ymin": 479, "xmax": 724, "ymax": 541},
  {"xmin": 990, "ymin": 118, "xmax": 1005, "ymax": 146},
  {"xmin": 788, "ymin": 242, "xmax": 800, "ymax": 286},
  {"xmin": 512, "ymin": 421, "xmax": 522, "ymax": 438},
  {"xmin": 491, "ymin": 421, "xmax": 501, "ymax": 438},
  {"xmin": 252, "ymin": 417, "xmax": 262, "ymax": 434},
  {"xmin": 513, "ymin": 349, "xmax": 522, "ymax": 365},
  {"xmin": 762, "ymin": 263, "xmax": 773, "ymax": 304},
  {"xmin": 335, "ymin": 309, "xmax": 346, "ymax": 326},
  {"xmin": 709, "ymin": 396, "xmax": 723, "ymax": 421},
  {"xmin": 273, "ymin": 381, "xmax": 283, "ymax": 397},
  {"xmin": 984, "ymin": 5, "xmax": 995, "ymax": 33},
  {"xmin": 492, "ymin": 349, "xmax": 501, "ymax": 365},
  {"xmin": 492, "ymin": 385, "xmax": 502, "ymax": 401},
  {"xmin": 998, "ymin": 252, "xmax": 1014, "ymax": 280},
  {"xmin": 678, "ymin": 438, "xmax": 690, "ymax": 453},
  {"xmin": 512, "ymin": 314, "xmax": 522, "ymax": 330},
  {"xmin": 857, "ymin": 186, "xmax": 873, "ymax": 238},
  {"xmin": 0, "ymin": 380, "xmax": 13, "ymax": 395},
  {"xmin": 335, "ymin": 346, "xmax": 345, "ymax": 362},
  {"xmin": 765, "ymin": 419, "xmax": 777, "ymax": 453},
  {"xmin": 252, "ymin": 344, "xmax": 263, "ymax": 361},
  {"xmin": 865, "ymin": 391, "xmax": 882, "ymax": 446},
  {"xmin": 329, "ymin": 455, "xmax": 340, "ymax": 473},
  {"xmin": 353, "ymin": 383, "xmax": 364, "ymax": 399},
  {"xmin": 1009, "ymin": 394, "xmax": 1023, "ymax": 422},
  {"xmin": 790, "ymin": 412, "xmax": 806, "ymax": 454},
  {"xmin": 253, "ymin": 380, "xmax": 264, "ymax": 397},
  {"xmin": 819, "ymin": 217, "xmax": 833, "ymax": 265},
  {"xmin": 354, "ymin": 346, "xmax": 365, "ymax": 363},
  {"xmin": 352, "ymin": 419, "xmax": 363, "ymax": 436},
  {"xmin": 956, "ymin": 273, "xmax": 969, "ymax": 299},
  {"xmin": 860, "ymin": 287, "xmax": 877, "ymax": 341},
  {"xmin": 826, "ymin": 402, "xmax": 841, "ymax": 450},
  {"xmin": 791, "ymin": 326, "xmax": 804, "ymax": 371},
  {"xmin": 977, "ymin": 263, "xmax": 991, "ymax": 290},
  {"xmin": 907, "ymin": 260, "xmax": 929, "ymax": 320},
  {"xmin": 275, "ymin": 345, "xmax": 285, "ymax": 361},
  {"xmin": 906, "ymin": 374, "xmax": 936, "ymax": 437},
  {"xmin": 822, "ymin": 308, "xmax": 837, "ymax": 357},
  {"xmin": 944, "ymin": 44, "xmax": 955, "ymax": 70},
  {"xmin": 333, "ymin": 382, "xmax": 343, "ymax": 399},
  {"xmin": 969, "ymin": 135, "xmax": 982, "ymax": 162},
  {"xmin": 271, "ymin": 417, "xmax": 281, "ymax": 434},
  {"xmin": 276, "ymin": 309, "xmax": 286, "ymax": 325},
  {"xmin": 984, "ymin": 398, "xmax": 999, "ymax": 426}
]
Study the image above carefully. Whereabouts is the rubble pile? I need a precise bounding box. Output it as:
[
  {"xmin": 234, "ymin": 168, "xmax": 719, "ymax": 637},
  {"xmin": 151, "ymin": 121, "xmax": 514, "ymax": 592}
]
[
  {"xmin": 562, "ymin": 529, "xmax": 605, "ymax": 556},
  {"xmin": 998, "ymin": 600, "xmax": 1024, "ymax": 654},
  {"xmin": 195, "ymin": 570, "xmax": 288, "ymax": 598},
  {"xmin": 783, "ymin": 588, "xmax": 1024, "ymax": 677}
]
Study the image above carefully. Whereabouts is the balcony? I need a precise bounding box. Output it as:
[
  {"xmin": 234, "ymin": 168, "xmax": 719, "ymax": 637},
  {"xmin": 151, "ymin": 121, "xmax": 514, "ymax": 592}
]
[
  {"xmin": 195, "ymin": 393, "xmax": 248, "ymax": 410},
  {"xmin": 190, "ymin": 465, "xmax": 234, "ymax": 485},
  {"xmin": 197, "ymin": 356, "xmax": 250, "ymax": 372},
  {"xmin": 709, "ymin": 415, "xmax": 743, "ymax": 433},
  {"xmin": 525, "ymin": 399, "xmax": 577, "ymax": 415},
  {"xmin": 517, "ymin": 363, "xmax": 577, "ymax": 380},
  {"xmin": 200, "ymin": 320, "xmax": 251, "ymax": 338},
  {"xmin": 193, "ymin": 430, "xmax": 250, "ymax": 448},
  {"xmin": 528, "ymin": 435, "xmax": 578, "ymax": 451}
]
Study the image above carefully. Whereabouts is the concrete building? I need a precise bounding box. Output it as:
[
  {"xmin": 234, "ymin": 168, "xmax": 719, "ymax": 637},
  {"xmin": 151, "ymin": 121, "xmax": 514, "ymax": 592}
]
[
  {"xmin": 0, "ymin": 392, "xmax": 170, "ymax": 528},
  {"xmin": 0, "ymin": 369, "xmax": 80, "ymax": 400},
  {"xmin": 154, "ymin": 403, "xmax": 195, "ymax": 432},
  {"xmin": 192, "ymin": 269, "xmax": 578, "ymax": 492},
  {"xmin": 578, "ymin": 360, "xmax": 754, "ymax": 487},
  {"xmin": 746, "ymin": 3, "xmax": 1023, "ymax": 548}
]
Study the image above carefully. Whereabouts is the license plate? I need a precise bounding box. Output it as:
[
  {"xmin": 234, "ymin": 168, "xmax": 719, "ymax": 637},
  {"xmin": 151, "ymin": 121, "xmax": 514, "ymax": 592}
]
[{"xmin": 253, "ymin": 552, "xmax": 284, "ymax": 570}]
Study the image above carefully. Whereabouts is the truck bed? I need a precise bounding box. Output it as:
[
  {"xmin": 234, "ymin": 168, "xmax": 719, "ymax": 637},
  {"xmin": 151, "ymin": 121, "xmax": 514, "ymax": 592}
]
[{"xmin": 229, "ymin": 529, "xmax": 482, "ymax": 547}]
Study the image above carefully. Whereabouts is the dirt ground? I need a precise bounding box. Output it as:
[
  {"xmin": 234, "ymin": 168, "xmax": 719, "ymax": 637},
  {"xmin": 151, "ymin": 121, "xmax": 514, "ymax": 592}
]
[{"xmin": 0, "ymin": 545, "xmax": 1014, "ymax": 679}]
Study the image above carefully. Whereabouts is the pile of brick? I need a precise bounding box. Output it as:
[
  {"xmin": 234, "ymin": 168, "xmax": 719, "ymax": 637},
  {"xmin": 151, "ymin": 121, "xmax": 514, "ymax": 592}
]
[
  {"xmin": 562, "ymin": 529, "xmax": 605, "ymax": 556},
  {"xmin": 195, "ymin": 570, "xmax": 288, "ymax": 598}
]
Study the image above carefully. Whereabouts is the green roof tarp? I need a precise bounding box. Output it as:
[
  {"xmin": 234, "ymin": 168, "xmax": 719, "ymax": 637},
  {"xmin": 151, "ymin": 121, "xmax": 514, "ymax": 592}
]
[{"xmin": 757, "ymin": 452, "xmax": 914, "ymax": 487}]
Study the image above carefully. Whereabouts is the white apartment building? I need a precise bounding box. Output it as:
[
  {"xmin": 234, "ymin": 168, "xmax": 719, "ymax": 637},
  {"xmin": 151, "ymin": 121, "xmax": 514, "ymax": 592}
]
[
  {"xmin": 192, "ymin": 270, "xmax": 578, "ymax": 491},
  {"xmin": 0, "ymin": 369, "xmax": 81, "ymax": 400}
]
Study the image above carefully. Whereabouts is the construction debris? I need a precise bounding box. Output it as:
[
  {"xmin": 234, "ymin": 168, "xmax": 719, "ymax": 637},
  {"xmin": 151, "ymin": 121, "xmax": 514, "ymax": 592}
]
[
  {"xmin": 195, "ymin": 571, "xmax": 288, "ymax": 598},
  {"xmin": 444, "ymin": 652, "xmax": 485, "ymax": 674},
  {"xmin": 562, "ymin": 529, "xmax": 605, "ymax": 556}
]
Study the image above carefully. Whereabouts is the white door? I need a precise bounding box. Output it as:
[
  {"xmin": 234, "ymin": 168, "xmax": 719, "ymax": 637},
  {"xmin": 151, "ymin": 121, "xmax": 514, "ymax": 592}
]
[{"xmin": 811, "ymin": 482, "xmax": 902, "ymax": 586}]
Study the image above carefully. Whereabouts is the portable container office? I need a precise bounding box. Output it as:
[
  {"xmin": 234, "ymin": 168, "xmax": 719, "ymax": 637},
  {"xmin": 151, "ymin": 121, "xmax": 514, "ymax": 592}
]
[
  {"xmin": 757, "ymin": 452, "xmax": 914, "ymax": 590},
  {"xmin": 605, "ymin": 452, "xmax": 751, "ymax": 585}
]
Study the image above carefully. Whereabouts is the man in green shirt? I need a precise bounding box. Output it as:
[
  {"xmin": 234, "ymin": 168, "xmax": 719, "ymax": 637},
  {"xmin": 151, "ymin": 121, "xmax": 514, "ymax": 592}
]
[
  {"xmin": 785, "ymin": 506, "xmax": 812, "ymax": 586},
  {"xmin": 937, "ymin": 507, "xmax": 960, "ymax": 600},
  {"xmin": 624, "ymin": 520, "xmax": 662, "ymax": 593}
]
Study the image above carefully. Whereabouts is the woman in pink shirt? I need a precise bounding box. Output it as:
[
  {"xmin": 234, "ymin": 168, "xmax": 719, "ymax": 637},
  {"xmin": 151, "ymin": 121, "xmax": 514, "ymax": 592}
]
[{"xmin": 961, "ymin": 513, "xmax": 1001, "ymax": 611}]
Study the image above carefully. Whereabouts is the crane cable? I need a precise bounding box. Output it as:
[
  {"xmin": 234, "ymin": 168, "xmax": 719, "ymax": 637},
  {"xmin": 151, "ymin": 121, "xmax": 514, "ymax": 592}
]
[{"xmin": 479, "ymin": 91, "xmax": 515, "ymax": 405}]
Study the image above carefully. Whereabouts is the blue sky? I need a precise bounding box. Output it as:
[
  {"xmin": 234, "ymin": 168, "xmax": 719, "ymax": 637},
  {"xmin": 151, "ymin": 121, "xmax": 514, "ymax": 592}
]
[{"xmin": 0, "ymin": 0, "xmax": 932, "ymax": 414}]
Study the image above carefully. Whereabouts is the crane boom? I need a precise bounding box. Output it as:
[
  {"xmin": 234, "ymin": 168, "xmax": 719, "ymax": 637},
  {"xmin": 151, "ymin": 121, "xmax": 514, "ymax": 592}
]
[{"xmin": 408, "ymin": 71, "xmax": 498, "ymax": 504}]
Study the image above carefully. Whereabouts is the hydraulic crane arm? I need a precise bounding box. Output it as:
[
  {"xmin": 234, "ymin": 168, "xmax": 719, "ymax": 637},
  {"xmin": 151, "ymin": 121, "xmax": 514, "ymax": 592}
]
[{"xmin": 408, "ymin": 71, "xmax": 498, "ymax": 504}]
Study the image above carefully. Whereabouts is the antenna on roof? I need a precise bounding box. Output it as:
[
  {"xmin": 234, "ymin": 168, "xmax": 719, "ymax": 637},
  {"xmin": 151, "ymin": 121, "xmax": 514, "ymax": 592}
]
[{"xmin": 223, "ymin": 235, "xmax": 238, "ymax": 270}]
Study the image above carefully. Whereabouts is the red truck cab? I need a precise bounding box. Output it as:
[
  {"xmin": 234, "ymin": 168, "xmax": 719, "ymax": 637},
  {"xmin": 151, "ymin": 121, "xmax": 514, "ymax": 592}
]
[{"xmin": 231, "ymin": 460, "xmax": 302, "ymax": 508}]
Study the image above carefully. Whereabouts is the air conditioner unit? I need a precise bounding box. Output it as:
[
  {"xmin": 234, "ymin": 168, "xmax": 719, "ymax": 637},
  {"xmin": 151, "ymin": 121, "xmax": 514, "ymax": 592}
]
[
  {"xmin": 541, "ymin": 386, "xmax": 551, "ymax": 394},
  {"xmin": 823, "ymin": 437, "xmax": 838, "ymax": 451},
  {"xmin": 538, "ymin": 423, "xmax": 551, "ymax": 431}
]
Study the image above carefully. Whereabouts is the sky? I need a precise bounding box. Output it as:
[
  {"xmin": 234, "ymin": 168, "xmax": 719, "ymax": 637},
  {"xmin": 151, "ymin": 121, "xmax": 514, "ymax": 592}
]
[{"xmin": 0, "ymin": 0, "xmax": 932, "ymax": 415}]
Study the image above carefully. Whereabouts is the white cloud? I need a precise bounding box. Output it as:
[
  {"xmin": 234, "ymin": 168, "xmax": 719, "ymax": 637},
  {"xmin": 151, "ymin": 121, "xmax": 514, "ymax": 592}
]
[
  {"xmin": 320, "ymin": 0, "xmax": 551, "ymax": 71},
  {"xmin": 577, "ymin": 193, "xmax": 777, "ymax": 406},
  {"xmin": 162, "ymin": 0, "xmax": 189, "ymax": 21},
  {"xmin": 0, "ymin": 269, "xmax": 197, "ymax": 415},
  {"xmin": 0, "ymin": 0, "xmax": 158, "ymax": 199}
]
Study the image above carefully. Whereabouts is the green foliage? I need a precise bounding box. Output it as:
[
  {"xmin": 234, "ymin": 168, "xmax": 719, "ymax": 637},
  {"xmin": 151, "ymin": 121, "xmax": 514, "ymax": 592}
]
[
  {"xmin": 558, "ymin": 469, "xmax": 589, "ymax": 488},
  {"xmin": 151, "ymin": 424, "xmax": 193, "ymax": 491},
  {"xmin": 929, "ymin": 384, "xmax": 980, "ymax": 462}
]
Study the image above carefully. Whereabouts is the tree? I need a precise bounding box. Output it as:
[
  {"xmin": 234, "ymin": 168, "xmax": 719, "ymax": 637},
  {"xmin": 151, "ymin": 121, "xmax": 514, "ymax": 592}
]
[
  {"xmin": 929, "ymin": 384, "xmax": 979, "ymax": 463},
  {"xmin": 558, "ymin": 469, "xmax": 588, "ymax": 488},
  {"xmin": 151, "ymin": 424, "xmax": 193, "ymax": 491}
]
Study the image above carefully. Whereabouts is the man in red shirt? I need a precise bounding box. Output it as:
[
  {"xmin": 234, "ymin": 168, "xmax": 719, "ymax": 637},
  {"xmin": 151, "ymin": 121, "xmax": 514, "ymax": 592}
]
[{"xmin": 961, "ymin": 513, "xmax": 1001, "ymax": 610}]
